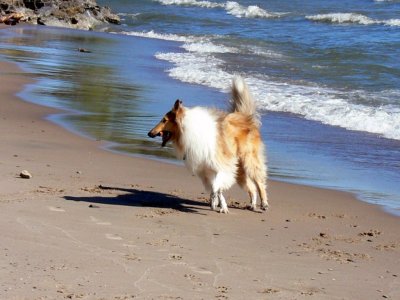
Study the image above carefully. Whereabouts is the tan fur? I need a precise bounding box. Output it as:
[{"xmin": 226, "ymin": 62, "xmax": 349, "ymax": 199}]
[{"xmin": 217, "ymin": 113, "xmax": 268, "ymax": 211}]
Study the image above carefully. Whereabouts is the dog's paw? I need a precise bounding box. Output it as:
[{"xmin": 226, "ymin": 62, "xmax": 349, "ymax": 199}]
[
  {"xmin": 247, "ymin": 205, "xmax": 264, "ymax": 213},
  {"xmin": 248, "ymin": 205, "xmax": 263, "ymax": 212},
  {"xmin": 261, "ymin": 204, "xmax": 269, "ymax": 212},
  {"xmin": 248, "ymin": 204, "xmax": 257, "ymax": 211},
  {"xmin": 219, "ymin": 207, "xmax": 229, "ymax": 214}
]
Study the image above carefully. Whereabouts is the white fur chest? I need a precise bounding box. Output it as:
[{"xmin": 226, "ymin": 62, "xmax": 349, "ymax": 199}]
[{"xmin": 178, "ymin": 107, "xmax": 219, "ymax": 174}]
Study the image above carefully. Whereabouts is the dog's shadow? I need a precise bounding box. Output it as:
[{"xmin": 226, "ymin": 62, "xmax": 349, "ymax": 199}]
[{"xmin": 63, "ymin": 185, "xmax": 207, "ymax": 214}]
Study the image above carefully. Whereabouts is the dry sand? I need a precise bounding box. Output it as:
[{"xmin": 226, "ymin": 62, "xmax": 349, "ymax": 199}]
[{"xmin": 1, "ymin": 53, "xmax": 400, "ymax": 299}]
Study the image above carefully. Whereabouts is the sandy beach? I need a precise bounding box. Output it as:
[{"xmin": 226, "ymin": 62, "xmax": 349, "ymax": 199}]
[{"xmin": 1, "ymin": 26, "xmax": 400, "ymax": 299}]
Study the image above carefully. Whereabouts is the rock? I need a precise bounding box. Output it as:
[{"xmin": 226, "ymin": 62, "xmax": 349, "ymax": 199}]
[
  {"xmin": 77, "ymin": 48, "xmax": 91, "ymax": 53},
  {"xmin": 19, "ymin": 170, "xmax": 32, "ymax": 179},
  {"xmin": 0, "ymin": 12, "xmax": 23, "ymax": 25},
  {"xmin": 0, "ymin": 0, "xmax": 120, "ymax": 30}
]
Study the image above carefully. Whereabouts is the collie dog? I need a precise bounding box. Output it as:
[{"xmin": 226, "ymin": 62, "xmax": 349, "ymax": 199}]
[{"xmin": 148, "ymin": 76, "xmax": 268, "ymax": 213}]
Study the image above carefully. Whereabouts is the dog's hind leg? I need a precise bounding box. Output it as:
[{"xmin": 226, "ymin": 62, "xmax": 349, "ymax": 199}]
[
  {"xmin": 256, "ymin": 145, "xmax": 269, "ymax": 211},
  {"xmin": 247, "ymin": 163, "xmax": 269, "ymax": 211},
  {"xmin": 244, "ymin": 177, "xmax": 258, "ymax": 211},
  {"xmin": 255, "ymin": 178, "xmax": 268, "ymax": 211},
  {"xmin": 240, "ymin": 147, "xmax": 268, "ymax": 211}
]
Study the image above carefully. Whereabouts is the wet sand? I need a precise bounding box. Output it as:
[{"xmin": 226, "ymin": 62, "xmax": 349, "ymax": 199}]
[{"xmin": 1, "ymin": 51, "xmax": 399, "ymax": 299}]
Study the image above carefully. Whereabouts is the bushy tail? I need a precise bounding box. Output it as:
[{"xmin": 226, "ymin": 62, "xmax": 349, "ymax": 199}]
[{"xmin": 229, "ymin": 76, "xmax": 260, "ymax": 126}]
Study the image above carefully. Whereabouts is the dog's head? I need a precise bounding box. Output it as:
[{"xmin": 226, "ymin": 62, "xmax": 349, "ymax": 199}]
[{"xmin": 147, "ymin": 99, "xmax": 184, "ymax": 147}]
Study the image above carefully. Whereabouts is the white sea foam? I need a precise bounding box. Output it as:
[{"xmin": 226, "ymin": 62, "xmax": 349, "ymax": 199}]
[
  {"xmin": 182, "ymin": 41, "xmax": 237, "ymax": 53},
  {"xmin": 155, "ymin": 48, "xmax": 400, "ymax": 140},
  {"xmin": 118, "ymin": 13, "xmax": 141, "ymax": 18},
  {"xmin": 117, "ymin": 30, "xmax": 196, "ymax": 42},
  {"xmin": 156, "ymin": 0, "xmax": 223, "ymax": 8},
  {"xmin": 156, "ymin": 52, "xmax": 231, "ymax": 88},
  {"xmin": 224, "ymin": 1, "xmax": 282, "ymax": 18},
  {"xmin": 117, "ymin": 30, "xmax": 282, "ymax": 56},
  {"xmin": 246, "ymin": 45, "xmax": 283, "ymax": 58},
  {"xmin": 306, "ymin": 13, "xmax": 376, "ymax": 25},
  {"xmin": 116, "ymin": 30, "xmax": 238, "ymax": 54},
  {"xmin": 156, "ymin": 0, "xmax": 283, "ymax": 19},
  {"xmin": 385, "ymin": 18, "xmax": 400, "ymax": 26},
  {"xmin": 306, "ymin": 13, "xmax": 400, "ymax": 27}
]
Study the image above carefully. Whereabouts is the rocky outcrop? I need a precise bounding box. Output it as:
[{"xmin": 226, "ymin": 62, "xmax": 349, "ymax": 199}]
[{"xmin": 0, "ymin": 0, "xmax": 120, "ymax": 30}]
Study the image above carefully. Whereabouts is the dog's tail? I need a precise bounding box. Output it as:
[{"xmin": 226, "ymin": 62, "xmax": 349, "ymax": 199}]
[{"xmin": 229, "ymin": 76, "xmax": 260, "ymax": 126}]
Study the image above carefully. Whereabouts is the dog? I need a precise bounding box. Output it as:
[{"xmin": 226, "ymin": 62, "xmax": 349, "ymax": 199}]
[{"xmin": 148, "ymin": 76, "xmax": 268, "ymax": 213}]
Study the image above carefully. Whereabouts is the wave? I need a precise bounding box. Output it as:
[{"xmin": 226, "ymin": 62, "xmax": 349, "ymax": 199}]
[
  {"xmin": 150, "ymin": 35, "xmax": 400, "ymax": 139},
  {"xmin": 385, "ymin": 19, "xmax": 400, "ymax": 26},
  {"xmin": 306, "ymin": 13, "xmax": 400, "ymax": 27},
  {"xmin": 224, "ymin": 1, "xmax": 283, "ymax": 18},
  {"xmin": 116, "ymin": 30, "xmax": 238, "ymax": 54},
  {"xmin": 117, "ymin": 30, "xmax": 196, "ymax": 42},
  {"xmin": 182, "ymin": 41, "xmax": 237, "ymax": 53},
  {"xmin": 156, "ymin": 0, "xmax": 283, "ymax": 19},
  {"xmin": 156, "ymin": 49, "xmax": 400, "ymax": 140},
  {"xmin": 116, "ymin": 30, "xmax": 283, "ymax": 58},
  {"xmin": 115, "ymin": 30, "xmax": 400, "ymax": 140},
  {"xmin": 245, "ymin": 45, "xmax": 284, "ymax": 58},
  {"xmin": 156, "ymin": 0, "xmax": 223, "ymax": 8},
  {"xmin": 118, "ymin": 13, "xmax": 141, "ymax": 17}
]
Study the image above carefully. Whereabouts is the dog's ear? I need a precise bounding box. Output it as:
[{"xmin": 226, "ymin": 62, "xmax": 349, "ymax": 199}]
[{"xmin": 173, "ymin": 99, "xmax": 183, "ymax": 112}]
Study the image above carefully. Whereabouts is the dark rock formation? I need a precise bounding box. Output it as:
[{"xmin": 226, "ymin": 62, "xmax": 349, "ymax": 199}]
[{"xmin": 0, "ymin": 0, "xmax": 120, "ymax": 30}]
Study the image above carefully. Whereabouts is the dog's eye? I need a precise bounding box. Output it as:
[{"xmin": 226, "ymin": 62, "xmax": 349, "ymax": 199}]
[{"xmin": 162, "ymin": 118, "xmax": 167, "ymax": 123}]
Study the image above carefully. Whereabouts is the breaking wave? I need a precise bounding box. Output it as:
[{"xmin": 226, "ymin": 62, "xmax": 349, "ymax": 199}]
[
  {"xmin": 156, "ymin": 0, "xmax": 223, "ymax": 8},
  {"xmin": 306, "ymin": 13, "xmax": 400, "ymax": 26},
  {"xmin": 224, "ymin": 1, "xmax": 283, "ymax": 18},
  {"xmin": 117, "ymin": 30, "xmax": 196, "ymax": 42},
  {"xmin": 156, "ymin": 0, "xmax": 284, "ymax": 19}
]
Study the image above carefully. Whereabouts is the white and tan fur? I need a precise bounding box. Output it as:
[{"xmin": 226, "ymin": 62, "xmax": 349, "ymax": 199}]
[{"xmin": 148, "ymin": 76, "xmax": 268, "ymax": 213}]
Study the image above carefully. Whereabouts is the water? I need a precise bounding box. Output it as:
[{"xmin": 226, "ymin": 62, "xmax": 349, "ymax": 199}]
[{"xmin": 0, "ymin": 0, "xmax": 399, "ymax": 215}]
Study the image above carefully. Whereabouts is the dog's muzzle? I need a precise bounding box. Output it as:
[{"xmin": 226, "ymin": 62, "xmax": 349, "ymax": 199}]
[
  {"xmin": 147, "ymin": 130, "xmax": 171, "ymax": 147},
  {"xmin": 147, "ymin": 131, "xmax": 158, "ymax": 138}
]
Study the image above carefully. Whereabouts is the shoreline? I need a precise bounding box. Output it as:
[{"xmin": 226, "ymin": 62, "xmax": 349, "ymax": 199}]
[
  {"xmin": 1, "ymin": 39, "xmax": 400, "ymax": 298},
  {"xmin": 2, "ymin": 23, "xmax": 399, "ymax": 216},
  {"xmin": 9, "ymin": 44, "xmax": 397, "ymax": 218}
]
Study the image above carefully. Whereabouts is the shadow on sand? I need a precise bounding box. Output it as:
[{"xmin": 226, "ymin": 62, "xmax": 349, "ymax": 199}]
[{"xmin": 64, "ymin": 185, "xmax": 208, "ymax": 214}]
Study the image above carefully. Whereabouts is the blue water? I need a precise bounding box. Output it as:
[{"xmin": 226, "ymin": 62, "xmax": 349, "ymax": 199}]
[{"xmin": 0, "ymin": 0, "xmax": 399, "ymax": 215}]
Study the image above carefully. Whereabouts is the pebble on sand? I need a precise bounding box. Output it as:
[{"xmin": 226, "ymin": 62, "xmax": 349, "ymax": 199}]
[{"xmin": 19, "ymin": 170, "xmax": 32, "ymax": 179}]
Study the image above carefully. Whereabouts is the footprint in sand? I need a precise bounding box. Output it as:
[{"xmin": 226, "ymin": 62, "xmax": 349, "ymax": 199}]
[
  {"xmin": 90, "ymin": 216, "xmax": 111, "ymax": 226},
  {"xmin": 169, "ymin": 253, "xmax": 183, "ymax": 261},
  {"xmin": 105, "ymin": 233, "xmax": 123, "ymax": 240},
  {"xmin": 48, "ymin": 206, "xmax": 65, "ymax": 212}
]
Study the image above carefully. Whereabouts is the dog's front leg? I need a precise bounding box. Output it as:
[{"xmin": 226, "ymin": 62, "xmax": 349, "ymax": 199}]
[
  {"xmin": 210, "ymin": 191, "xmax": 219, "ymax": 211},
  {"xmin": 218, "ymin": 191, "xmax": 229, "ymax": 214}
]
